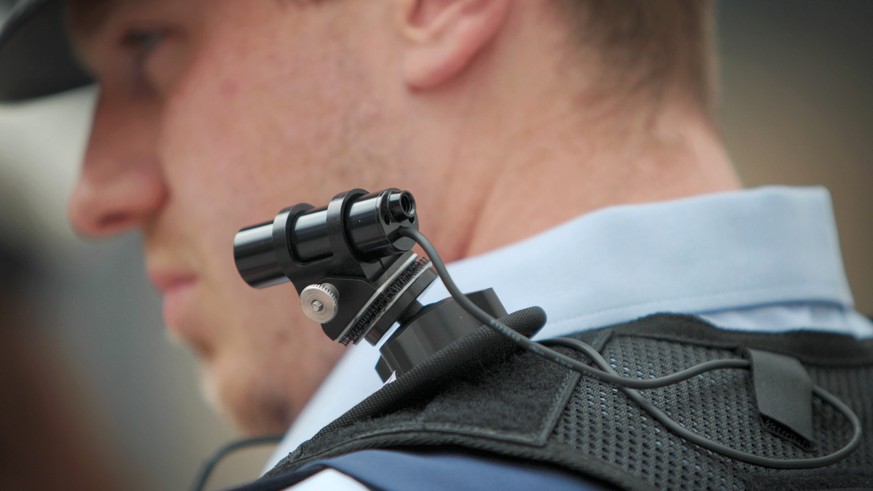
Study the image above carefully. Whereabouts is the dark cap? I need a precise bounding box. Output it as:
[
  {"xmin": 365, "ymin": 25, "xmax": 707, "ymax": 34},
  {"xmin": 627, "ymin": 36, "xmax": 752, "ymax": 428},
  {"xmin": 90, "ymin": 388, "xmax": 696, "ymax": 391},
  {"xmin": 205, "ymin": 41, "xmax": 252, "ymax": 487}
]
[{"xmin": 0, "ymin": 0, "xmax": 92, "ymax": 102}]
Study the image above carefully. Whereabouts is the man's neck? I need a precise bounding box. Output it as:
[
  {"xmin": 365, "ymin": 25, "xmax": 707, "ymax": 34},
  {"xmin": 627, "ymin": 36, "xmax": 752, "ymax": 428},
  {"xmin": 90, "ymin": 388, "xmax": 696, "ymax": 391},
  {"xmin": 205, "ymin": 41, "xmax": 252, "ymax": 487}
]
[
  {"xmin": 396, "ymin": 3, "xmax": 740, "ymax": 262},
  {"xmin": 454, "ymin": 106, "xmax": 741, "ymax": 259}
]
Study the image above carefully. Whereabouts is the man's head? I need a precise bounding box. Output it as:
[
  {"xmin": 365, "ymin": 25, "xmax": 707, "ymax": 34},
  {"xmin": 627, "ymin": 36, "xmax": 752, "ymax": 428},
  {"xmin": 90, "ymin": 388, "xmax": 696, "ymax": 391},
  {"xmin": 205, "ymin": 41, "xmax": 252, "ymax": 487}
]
[{"xmin": 51, "ymin": 0, "xmax": 734, "ymax": 434}]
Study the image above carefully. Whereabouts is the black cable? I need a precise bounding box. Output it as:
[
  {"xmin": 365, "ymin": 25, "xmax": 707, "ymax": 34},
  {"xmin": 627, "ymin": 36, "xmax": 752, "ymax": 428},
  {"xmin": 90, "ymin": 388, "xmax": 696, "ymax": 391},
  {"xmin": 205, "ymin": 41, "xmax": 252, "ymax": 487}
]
[
  {"xmin": 401, "ymin": 227, "xmax": 748, "ymax": 389},
  {"xmin": 190, "ymin": 434, "xmax": 284, "ymax": 491},
  {"xmin": 398, "ymin": 227, "xmax": 863, "ymax": 469},
  {"xmin": 545, "ymin": 337, "xmax": 862, "ymax": 469}
]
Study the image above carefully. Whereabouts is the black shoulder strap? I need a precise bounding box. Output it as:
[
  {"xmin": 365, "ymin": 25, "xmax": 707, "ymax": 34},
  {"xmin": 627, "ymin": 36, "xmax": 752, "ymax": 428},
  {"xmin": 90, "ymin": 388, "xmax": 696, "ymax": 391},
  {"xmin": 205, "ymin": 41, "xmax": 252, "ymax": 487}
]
[{"xmin": 264, "ymin": 314, "xmax": 873, "ymax": 491}]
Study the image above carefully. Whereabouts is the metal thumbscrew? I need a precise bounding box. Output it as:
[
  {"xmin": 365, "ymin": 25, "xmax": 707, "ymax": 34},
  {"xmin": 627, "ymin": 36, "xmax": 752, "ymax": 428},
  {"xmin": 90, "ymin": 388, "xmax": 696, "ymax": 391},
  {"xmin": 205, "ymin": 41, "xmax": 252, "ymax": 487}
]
[{"xmin": 300, "ymin": 283, "xmax": 340, "ymax": 323}]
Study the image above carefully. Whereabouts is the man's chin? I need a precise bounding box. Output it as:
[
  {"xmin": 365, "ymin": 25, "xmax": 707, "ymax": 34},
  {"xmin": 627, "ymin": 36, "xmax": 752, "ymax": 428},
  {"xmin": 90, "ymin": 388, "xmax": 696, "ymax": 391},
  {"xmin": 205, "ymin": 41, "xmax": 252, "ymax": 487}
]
[
  {"xmin": 165, "ymin": 320, "xmax": 214, "ymax": 362},
  {"xmin": 198, "ymin": 358, "xmax": 293, "ymax": 436}
]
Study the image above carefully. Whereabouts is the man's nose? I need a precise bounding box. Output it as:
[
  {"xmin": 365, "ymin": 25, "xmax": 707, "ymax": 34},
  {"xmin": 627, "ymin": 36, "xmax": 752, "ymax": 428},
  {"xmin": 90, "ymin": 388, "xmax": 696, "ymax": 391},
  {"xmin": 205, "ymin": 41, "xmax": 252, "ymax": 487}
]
[{"xmin": 68, "ymin": 94, "xmax": 168, "ymax": 237}]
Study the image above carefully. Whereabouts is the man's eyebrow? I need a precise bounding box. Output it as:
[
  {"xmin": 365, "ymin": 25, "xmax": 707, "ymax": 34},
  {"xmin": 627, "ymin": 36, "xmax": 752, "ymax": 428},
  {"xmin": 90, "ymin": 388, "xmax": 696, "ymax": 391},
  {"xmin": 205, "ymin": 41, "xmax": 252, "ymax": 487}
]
[{"xmin": 67, "ymin": 0, "xmax": 118, "ymax": 41}]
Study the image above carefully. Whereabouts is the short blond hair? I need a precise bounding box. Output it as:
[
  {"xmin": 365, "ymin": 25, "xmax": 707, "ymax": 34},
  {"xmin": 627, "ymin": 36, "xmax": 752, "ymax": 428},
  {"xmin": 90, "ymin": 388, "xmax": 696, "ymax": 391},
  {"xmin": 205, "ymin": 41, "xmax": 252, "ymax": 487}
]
[{"xmin": 557, "ymin": 0, "xmax": 716, "ymax": 117}]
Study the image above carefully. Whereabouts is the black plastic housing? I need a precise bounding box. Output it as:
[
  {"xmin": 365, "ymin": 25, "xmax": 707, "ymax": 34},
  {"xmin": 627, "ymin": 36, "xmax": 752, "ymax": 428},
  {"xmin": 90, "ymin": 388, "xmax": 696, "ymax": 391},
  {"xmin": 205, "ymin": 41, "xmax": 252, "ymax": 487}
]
[
  {"xmin": 234, "ymin": 189, "xmax": 417, "ymax": 291},
  {"xmin": 233, "ymin": 188, "xmax": 422, "ymax": 343}
]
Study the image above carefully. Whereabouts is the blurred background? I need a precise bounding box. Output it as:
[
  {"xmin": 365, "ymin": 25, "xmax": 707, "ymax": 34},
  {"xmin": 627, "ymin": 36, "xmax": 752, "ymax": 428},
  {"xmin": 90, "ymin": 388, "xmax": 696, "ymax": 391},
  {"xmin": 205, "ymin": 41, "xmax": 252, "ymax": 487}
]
[{"xmin": 0, "ymin": 1, "xmax": 871, "ymax": 490}]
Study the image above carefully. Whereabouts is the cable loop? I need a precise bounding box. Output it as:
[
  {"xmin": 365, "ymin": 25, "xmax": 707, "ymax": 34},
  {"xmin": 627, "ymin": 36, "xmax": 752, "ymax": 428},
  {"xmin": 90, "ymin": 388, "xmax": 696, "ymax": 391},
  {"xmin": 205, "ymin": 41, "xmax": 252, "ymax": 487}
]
[{"xmin": 398, "ymin": 227, "xmax": 863, "ymax": 469}]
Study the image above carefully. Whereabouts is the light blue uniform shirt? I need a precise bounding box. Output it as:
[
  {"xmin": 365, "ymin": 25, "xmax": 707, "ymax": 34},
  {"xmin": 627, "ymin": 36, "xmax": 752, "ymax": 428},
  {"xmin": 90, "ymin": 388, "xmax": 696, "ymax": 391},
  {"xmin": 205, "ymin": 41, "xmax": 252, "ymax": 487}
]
[{"xmin": 267, "ymin": 186, "xmax": 872, "ymax": 489}]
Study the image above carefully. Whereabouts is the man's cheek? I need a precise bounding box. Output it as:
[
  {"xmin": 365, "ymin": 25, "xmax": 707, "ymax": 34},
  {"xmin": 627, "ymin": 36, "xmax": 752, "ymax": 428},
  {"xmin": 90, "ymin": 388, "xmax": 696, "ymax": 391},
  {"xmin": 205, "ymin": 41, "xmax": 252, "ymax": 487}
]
[{"xmin": 158, "ymin": 99, "xmax": 247, "ymax": 204}]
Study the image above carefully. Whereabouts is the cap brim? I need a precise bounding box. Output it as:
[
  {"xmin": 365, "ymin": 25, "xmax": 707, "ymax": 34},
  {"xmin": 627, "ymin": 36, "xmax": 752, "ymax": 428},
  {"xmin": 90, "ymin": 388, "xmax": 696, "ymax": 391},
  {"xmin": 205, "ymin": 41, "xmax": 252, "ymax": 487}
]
[{"xmin": 0, "ymin": 0, "xmax": 93, "ymax": 102}]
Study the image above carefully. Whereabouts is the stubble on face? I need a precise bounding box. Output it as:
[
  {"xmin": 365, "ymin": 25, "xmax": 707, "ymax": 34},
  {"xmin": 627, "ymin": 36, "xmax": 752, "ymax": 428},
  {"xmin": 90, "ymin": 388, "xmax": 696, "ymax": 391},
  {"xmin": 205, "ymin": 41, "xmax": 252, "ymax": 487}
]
[
  {"xmin": 73, "ymin": 0, "xmax": 402, "ymax": 434},
  {"xmin": 158, "ymin": 1, "xmax": 383, "ymax": 433}
]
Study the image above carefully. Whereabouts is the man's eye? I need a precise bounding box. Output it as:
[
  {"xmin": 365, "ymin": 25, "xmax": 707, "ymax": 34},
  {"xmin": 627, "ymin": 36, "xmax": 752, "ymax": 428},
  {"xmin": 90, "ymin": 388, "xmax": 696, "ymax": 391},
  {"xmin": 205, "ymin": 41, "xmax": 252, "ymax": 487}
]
[
  {"xmin": 120, "ymin": 29, "xmax": 168, "ymax": 89},
  {"xmin": 122, "ymin": 30, "xmax": 166, "ymax": 58}
]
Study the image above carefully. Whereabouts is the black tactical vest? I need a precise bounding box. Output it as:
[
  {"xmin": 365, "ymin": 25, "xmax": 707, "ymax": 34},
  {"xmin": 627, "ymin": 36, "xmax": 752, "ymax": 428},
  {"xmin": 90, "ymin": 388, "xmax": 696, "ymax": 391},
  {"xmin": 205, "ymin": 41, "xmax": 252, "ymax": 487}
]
[{"xmin": 260, "ymin": 314, "xmax": 873, "ymax": 490}]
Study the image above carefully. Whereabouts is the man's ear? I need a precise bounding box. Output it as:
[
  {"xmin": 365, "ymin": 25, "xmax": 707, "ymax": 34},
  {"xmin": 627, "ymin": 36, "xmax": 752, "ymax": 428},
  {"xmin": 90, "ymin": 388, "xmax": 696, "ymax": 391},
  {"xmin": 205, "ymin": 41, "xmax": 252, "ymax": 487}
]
[{"xmin": 397, "ymin": 0, "xmax": 510, "ymax": 90}]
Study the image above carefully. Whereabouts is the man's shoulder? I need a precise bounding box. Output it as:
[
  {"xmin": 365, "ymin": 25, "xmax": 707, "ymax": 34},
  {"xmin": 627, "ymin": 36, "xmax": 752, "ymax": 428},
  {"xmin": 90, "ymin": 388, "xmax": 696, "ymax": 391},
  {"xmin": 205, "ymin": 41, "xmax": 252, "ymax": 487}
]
[{"xmin": 260, "ymin": 314, "xmax": 873, "ymax": 491}]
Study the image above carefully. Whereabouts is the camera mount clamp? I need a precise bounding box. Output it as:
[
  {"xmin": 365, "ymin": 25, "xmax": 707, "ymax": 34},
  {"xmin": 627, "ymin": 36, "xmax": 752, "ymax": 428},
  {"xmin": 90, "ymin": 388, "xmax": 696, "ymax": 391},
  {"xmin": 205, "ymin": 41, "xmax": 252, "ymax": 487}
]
[{"xmin": 233, "ymin": 188, "xmax": 507, "ymax": 381}]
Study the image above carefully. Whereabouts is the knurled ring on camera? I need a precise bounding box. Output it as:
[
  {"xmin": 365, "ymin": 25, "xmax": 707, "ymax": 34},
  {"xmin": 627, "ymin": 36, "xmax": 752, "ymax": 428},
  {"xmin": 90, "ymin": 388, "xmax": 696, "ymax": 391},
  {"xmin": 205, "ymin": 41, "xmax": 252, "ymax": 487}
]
[{"xmin": 300, "ymin": 283, "xmax": 339, "ymax": 323}]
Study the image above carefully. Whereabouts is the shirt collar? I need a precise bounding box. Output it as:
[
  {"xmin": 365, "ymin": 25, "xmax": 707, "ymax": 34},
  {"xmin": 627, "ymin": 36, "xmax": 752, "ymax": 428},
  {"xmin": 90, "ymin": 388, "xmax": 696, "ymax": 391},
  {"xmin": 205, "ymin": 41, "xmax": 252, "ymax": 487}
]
[{"xmin": 435, "ymin": 185, "xmax": 855, "ymax": 336}]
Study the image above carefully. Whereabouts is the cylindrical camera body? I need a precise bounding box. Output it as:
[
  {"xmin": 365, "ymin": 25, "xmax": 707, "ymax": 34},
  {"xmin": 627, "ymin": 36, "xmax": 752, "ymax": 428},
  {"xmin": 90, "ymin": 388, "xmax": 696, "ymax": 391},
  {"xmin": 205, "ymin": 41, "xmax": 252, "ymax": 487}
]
[
  {"xmin": 234, "ymin": 189, "xmax": 418, "ymax": 289},
  {"xmin": 233, "ymin": 219, "xmax": 288, "ymax": 289}
]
